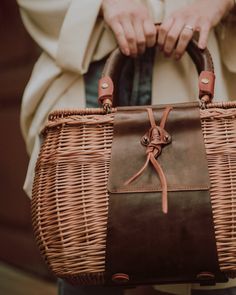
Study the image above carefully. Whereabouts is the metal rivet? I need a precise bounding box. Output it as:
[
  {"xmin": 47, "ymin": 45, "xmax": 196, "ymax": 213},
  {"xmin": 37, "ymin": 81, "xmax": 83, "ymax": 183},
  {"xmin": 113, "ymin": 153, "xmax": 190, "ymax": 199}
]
[
  {"xmin": 164, "ymin": 134, "xmax": 171, "ymax": 142},
  {"xmin": 201, "ymin": 78, "xmax": 209, "ymax": 84},
  {"xmin": 112, "ymin": 273, "xmax": 129, "ymax": 284},
  {"xmin": 101, "ymin": 82, "xmax": 109, "ymax": 89},
  {"xmin": 141, "ymin": 136, "xmax": 149, "ymax": 146}
]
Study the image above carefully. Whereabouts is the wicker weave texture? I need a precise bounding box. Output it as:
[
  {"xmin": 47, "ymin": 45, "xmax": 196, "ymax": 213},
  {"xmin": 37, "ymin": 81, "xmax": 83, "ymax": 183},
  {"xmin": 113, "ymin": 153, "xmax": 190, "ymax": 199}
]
[
  {"xmin": 32, "ymin": 105, "xmax": 236, "ymax": 283},
  {"xmin": 201, "ymin": 106, "xmax": 236, "ymax": 273}
]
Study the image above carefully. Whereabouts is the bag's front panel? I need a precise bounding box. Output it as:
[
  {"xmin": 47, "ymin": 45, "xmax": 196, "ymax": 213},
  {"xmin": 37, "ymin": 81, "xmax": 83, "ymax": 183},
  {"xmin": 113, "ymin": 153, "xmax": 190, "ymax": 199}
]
[{"xmin": 105, "ymin": 103, "xmax": 225, "ymax": 286}]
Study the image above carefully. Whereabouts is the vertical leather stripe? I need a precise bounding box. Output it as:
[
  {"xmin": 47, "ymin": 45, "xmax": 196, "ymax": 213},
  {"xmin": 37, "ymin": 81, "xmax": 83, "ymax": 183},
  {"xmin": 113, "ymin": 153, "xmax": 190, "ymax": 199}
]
[{"xmin": 105, "ymin": 103, "xmax": 227, "ymax": 286}]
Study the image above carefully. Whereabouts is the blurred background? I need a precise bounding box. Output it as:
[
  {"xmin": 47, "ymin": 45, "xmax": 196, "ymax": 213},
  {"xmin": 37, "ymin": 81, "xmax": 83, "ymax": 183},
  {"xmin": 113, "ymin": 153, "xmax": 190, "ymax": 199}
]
[{"xmin": 0, "ymin": 0, "xmax": 57, "ymax": 294}]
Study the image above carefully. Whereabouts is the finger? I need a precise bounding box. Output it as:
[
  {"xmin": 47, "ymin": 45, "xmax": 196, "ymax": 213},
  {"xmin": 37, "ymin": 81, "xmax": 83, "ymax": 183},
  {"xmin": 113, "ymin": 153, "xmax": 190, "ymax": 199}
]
[
  {"xmin": 163, "ymin": 20, "xmax": 184, "ymax": 56},
  {"xmin": 133, "ymin": 20, "xmax": 146, "ymax": 55},
  {"xmin": 174, "ymin": 25, "xmax": 194, "ymax": 59},
  {"xmin": 143, "ymin": 19, "xmax": 156, "ymax": 48},
  {"xmin": 121, "ymin": 18, "xmax": 138, "ymax": 57},
  {"xmin": 157, "ymin": 17, "xmax": 174, "ymax": 49},
  {"xmin": 110, "ymin": 21, "xmax": 130, "ymax": 56},
  {"xmin": 198, "ymin": 22, "xmax": 211, "ymax": 49}
]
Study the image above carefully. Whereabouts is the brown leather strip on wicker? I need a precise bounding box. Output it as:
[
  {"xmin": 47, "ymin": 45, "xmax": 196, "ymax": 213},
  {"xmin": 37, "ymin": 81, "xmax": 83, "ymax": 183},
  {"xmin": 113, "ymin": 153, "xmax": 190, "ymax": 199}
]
[{"xmin": 105, "ymin": 103, "xmax": 225, "ymax": 285}]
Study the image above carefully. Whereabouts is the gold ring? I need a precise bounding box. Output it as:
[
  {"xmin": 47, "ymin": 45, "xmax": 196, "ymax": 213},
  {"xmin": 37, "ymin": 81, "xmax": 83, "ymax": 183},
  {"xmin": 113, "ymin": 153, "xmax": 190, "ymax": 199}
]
[{"xmin": 184, "ymin": 25, "xmax": 194, "ymax": 32}]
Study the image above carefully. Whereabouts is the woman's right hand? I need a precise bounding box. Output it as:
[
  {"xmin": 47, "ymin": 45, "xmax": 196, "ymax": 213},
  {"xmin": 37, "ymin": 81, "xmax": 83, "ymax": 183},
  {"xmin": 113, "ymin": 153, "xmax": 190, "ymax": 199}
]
[{"xmin": 101, "ymin": 0, "xmax": 157, "ymax": 57}]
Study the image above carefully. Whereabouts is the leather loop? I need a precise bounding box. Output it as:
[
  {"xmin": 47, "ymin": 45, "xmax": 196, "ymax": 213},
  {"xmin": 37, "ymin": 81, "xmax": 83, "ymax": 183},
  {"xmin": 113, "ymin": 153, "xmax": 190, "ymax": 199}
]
[
  {"xmin": 98, "ymin": 76, "xmax": 114, "ymax": 106},
  {"xmin": 199, "ymin": 71, "xmax": 215, "ymax": 101},
  {"xmin": 98, "ymin": 40, "xmax": 215, "ymax": 108}
]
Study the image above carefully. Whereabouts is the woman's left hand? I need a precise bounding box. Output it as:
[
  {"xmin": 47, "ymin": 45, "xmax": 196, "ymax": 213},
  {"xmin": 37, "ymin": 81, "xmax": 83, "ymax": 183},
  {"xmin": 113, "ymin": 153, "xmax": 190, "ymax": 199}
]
[{"xmin": 157, "ymin": 0, "xmax": 234, "ymax": 59}]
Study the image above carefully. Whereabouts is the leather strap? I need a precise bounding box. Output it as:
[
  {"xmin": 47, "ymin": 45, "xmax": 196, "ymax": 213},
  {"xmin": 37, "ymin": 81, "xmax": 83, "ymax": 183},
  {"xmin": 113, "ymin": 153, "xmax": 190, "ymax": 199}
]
[{"xmin": 124, "ymin": 107, "xmax": 172, "ymax": 214}]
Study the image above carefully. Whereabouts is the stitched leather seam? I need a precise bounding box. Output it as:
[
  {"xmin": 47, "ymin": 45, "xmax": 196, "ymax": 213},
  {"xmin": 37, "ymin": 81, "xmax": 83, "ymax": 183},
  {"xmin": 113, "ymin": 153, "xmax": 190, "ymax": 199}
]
[{"xmin": 108, "ymin": 185, "xmax": 210, "ymax": 193}]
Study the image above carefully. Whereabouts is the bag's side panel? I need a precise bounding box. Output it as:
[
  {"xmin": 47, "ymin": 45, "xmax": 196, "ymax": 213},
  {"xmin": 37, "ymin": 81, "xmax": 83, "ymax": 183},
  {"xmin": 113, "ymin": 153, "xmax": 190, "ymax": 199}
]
[{"xmin": 201, "ymin": 107, "xmax": 236, "ymax": 278}]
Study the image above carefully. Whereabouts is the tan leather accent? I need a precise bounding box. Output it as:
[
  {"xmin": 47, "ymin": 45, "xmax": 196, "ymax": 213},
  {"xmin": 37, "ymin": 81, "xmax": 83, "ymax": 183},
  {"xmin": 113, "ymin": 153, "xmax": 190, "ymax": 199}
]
[
  {"xmin": 107, "ymin": 102, "xmax": 210, "ymax": 194},
  {"xmin": 98, "ymin": 76, "xmax": 114, "ymax": 106},
  {"xmin": 199, "ymin": 71, "xmax": 215, "ymax": 100}
]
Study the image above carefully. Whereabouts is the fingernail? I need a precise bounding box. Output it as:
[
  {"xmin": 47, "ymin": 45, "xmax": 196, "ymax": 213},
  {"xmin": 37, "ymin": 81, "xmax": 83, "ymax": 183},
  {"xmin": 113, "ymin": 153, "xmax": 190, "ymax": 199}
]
[
  {"xmin": 124, "ymin": 48, "xmax": 130, "ymax": 56},
  {"xmin": 198, "ymin": 43, "xmax": 205, "ymax": 50},
  {"xmin": 175, "ymin": 54, "xmax": 180, "ymax": 60}
]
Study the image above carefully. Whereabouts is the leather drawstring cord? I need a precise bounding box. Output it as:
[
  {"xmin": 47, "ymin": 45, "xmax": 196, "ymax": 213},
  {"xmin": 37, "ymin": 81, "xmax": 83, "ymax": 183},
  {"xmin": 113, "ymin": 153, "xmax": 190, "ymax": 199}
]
[{"xmin": 124, "ymin": 107, "xmax": 173, "ymax": 214}]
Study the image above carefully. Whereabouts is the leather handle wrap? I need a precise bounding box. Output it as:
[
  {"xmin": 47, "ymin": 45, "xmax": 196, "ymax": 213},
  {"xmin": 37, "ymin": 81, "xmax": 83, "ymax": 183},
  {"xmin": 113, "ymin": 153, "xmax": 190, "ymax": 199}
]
[{"xmin": 98, "ymin": 40, "xmax": 215, "ymax": 109}]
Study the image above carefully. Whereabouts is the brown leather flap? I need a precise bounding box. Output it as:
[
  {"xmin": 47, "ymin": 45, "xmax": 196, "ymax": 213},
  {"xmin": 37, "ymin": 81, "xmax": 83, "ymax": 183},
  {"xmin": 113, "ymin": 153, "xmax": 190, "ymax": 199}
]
[{"xmin": 107, "ymin": 102, "xmax": 210, "ymax": 193}]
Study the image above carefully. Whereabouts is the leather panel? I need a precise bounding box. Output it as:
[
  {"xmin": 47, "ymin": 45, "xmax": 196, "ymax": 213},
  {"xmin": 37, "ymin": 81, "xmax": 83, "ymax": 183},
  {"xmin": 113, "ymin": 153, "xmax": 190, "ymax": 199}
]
[
  {"xmin": 105, "ymin": 190, "xmax": 226, "ymax": 285},
  {"xmin": 107, "ymin": 102, "xmax": 210, "ymax": 193},
  {"xmin": 105, "ymin": 102, "xmax": 224, "ymax": 285}
]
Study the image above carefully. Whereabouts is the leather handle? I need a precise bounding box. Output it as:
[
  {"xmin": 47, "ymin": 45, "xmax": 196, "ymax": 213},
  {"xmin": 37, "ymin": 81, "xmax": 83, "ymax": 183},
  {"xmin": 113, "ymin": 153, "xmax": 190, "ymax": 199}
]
[{"xmin": 98, "ymin": 39, "xmax": 215, "ymax": 111}]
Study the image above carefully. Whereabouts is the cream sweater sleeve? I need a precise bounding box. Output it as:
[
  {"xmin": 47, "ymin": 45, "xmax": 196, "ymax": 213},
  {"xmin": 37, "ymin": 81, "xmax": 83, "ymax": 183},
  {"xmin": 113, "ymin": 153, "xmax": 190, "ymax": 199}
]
[
  {"xmin": 216, "ymin": 15, "xmax": 236, "ymax": 73},
  {"xmin": 17, "ymin": 0, "xmax": 117, "ymax": 74}
]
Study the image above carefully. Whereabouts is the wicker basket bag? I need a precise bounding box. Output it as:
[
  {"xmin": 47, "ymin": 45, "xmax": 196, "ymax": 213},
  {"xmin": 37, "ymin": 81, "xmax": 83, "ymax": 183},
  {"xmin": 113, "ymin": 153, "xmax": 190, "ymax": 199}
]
[{"xmin": 32, "ymin": 41, "xmax": 236, "ymax": 286}]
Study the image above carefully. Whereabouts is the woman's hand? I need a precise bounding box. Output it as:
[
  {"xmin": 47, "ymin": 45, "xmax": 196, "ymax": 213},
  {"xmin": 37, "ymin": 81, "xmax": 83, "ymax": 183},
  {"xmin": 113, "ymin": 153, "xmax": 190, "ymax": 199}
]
[
  {"xmin": 101, "ymin": 0, "xmax": 156, "ymax": 57},
  {"xmin": 157, "ymin": 0, "xmax": 234, "ymax": 59}
]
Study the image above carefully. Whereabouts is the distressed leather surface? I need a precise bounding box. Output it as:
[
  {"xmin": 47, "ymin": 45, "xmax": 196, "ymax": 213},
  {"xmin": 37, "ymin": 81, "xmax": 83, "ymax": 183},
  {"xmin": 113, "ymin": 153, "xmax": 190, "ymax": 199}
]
[
  {"xmin": 105, "ymin": 102, "xmax": 226, "ymax": 286},
  {"xmin": 107, "ymin": 102, "xmax": 210, "ymax": 193}
]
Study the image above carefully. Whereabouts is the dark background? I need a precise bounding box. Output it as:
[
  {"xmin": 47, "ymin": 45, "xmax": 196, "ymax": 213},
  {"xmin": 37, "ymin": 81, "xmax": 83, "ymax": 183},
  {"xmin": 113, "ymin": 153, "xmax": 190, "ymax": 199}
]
[{"xmin": 0, "ymin": 0, "xmax": 52, "ymax": 280}]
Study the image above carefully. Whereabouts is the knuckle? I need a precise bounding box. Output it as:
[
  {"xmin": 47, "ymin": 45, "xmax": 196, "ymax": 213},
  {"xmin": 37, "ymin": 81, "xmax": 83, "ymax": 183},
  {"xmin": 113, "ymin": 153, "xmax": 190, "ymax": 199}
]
[
  {"xmin": 105, "ymin": 15, "xmax": 114, "ymax": 24},
  {"xmin": 145, "ymin": 28, "xmax": 156, "ymax": 38},
  {"xmin": 115, "ymin": 28, "xmax": 123, "ymax": 37},
  {"xmin": 131, "ymin": 8, "xmax": 147, "ymax": 19},
  {"xmin": 137, "ymin": 39, "xmax": 146, "ymax": 46},
  {"xmin": 181, "ymin": 32, "xmax": 190, "ymax": 41},
  {"xmin": 126, "ymin": 34, "xmax": 135, "ymax": 43},
  {"xmin": 166, "ymin": 33, "xmax": 175, "ymax": 43},
  {"xmin": 159, "ymin": 26, "xmax": 167, "ymax": 35},
  {"xmin": 175, "ymin": 48, "xmax": 183, "ymax": 56},
  {"xmin": 200, "ymin": 18, "xmax": 211, "ymax": 29},
  {"xmin": 107, "ymin": 12, "xmax": 119, "ymax": 22},
  {"xmin": 204, "ymin": 17, "xmax": 211, "ymax": 26}
]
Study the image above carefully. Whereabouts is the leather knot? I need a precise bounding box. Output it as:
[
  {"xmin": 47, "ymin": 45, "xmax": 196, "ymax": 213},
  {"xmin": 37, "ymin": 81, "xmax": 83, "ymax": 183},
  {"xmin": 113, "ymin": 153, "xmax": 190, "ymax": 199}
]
[
  {"xmin": 124, "ymin": 107, "xmax": 172, "ymax": 214},
  {"xmin": 141, "ymin": 125, "xmax": 171, "ymax": 158}
]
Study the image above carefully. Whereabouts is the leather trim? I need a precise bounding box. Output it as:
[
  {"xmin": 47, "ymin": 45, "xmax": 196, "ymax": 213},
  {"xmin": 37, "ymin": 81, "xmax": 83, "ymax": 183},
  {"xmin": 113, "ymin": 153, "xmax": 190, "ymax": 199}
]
[
  {"xmin": 105, "ymin": 190, "xmax": 225, "ymax": 286},
  {"xmin": 199, "ymin": 71, "xmax": 215, "ymax": 99},
  {"xmin": 107, "ymin": 102, "xmax": 210, "ymax": 194},
  {"xmin": 98, "ymin": 76, "xmax": 114, "ymax": 105}
]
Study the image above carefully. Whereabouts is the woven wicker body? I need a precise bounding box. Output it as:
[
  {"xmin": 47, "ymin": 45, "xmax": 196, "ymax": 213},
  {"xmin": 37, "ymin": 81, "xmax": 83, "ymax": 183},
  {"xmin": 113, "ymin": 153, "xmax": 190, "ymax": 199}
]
[{"xmin": 32, "ymin": 102, "xmax": 236, "ymax": 284}]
